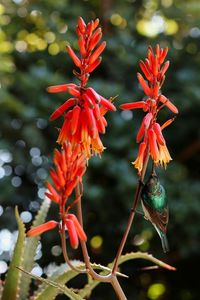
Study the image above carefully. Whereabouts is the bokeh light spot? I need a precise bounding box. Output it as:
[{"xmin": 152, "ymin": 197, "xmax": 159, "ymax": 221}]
[
  {"xmin": 165, "ymin": 19, "xmax": 178, "ymax": 35},
  {"xmin": 51, "ymin": 245, "xmax": 62, "ymax": 256},
  {"xmin": 110, "ymin": 14, "xmax": 123, "ymax": 26},
  {"xmin": 20, "ymin": 211, "xmax": 32, "ymax": 223},
  {"xmin": 44, "ymin": 32, "xmax": 56, "ymax": 43},
  {"xmin": 0, "ymin": 205, "xmax": 4, "ymax": 216},
  {"xmin": 16, "ymin": 41, "xmax": 27, "ymax": 53},
  {"xmin": 48, "ymin": 43, "xmax": 60, "ymax": 55},
  {"xmin": 0, "ymin": 229, "xmax": 12, "ymax": 251},
  {"xmin": 31, "ymin": 265, "xmax": 43, "ymax": 276},
  {"xmin": 11, "ymin": 176, "xmax": 22, "ymax": 187},
  {"xmin": 90, "ymin": 235, "xmax": 103, "ymax": 249},
  {"xmin": 121, "ymin": 110, "xmax": 133, "ymax": 121},
  {"xmin": 30, "ymin": 147, "xmax": 41, "ymax": 157},
  {"xmin": 0, "ymin": 4, "xmax": 5, "ymax": 15},
  {"xmin": 0, "ymin": 261, "xmax": 8, "ymax": 274},
  {"xmin": 147, "ymin": 283, "xmax": 166, "ymax": 299}
]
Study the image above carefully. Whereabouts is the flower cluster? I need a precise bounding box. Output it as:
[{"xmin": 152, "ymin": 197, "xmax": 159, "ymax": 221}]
[
  {"xmin": 27, "ymin": 142, "xmax": 87, "ymax": 249},
  {"xmin": 120, "ymin": 45, "xmax": 178, "ymax": 174},
  {"xmin": 47, "ymin": 17, "xmax": 116, "ymax": 158}
]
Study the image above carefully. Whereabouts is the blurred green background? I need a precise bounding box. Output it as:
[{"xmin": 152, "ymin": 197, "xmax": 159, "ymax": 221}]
[{"xmin": 0, "ymin": 0, "xmax": 200, "ymax": 299}]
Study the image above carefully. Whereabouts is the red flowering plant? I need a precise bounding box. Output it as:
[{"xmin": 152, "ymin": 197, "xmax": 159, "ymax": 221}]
[
  {"xmin": 120, "ymin": 45, "xmax": 178, "ymax": 175},
  {"xmin": 47, "ymin": 17, "xmax": 116, "ymax": 159},
  {"xmin": 22, "ymin": 19, "xmax": 177, "ymax": 300},
  {"xmin": 27, "ymin": 143, "xmax": 87, "ymax": 251}
]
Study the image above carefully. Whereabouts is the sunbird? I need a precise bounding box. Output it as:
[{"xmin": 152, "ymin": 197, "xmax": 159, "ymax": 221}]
[{"xmin": 141, "ymin": 171, "xmax": 169, "ymax": 253}]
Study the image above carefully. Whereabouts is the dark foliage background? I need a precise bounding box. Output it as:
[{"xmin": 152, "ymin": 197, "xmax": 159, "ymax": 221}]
[{"xmin": 0, "ymin": 0, "xmax": 199, "ymax": 299}]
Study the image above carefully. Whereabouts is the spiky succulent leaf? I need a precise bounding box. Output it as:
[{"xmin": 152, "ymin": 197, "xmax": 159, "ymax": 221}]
[
  {"xmin": 32, "ymin": 261, "xmax": 82, "ymax": 300},
  {"xmin": 1, "ymin": 207, "xmax": 25, "ymax": 300},
  {"xmin": 19, "ymin": 197, "xmax": 51, "ymax": 300},
  {"xmin": 78, "ymin": 252, "xmax": 176, "ymax": 298},
  {"xmin": 17, "ymin": 267, "xmax": 83, "ymax": 300}
]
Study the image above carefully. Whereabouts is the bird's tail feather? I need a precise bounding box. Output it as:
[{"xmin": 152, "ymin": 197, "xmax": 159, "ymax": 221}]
[{"xmin": 160, "ymin": 233, "xmax": 169, "ymax": 253}]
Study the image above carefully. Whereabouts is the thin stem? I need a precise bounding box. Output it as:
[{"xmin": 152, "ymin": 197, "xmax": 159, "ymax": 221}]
[
  {"xmin": 112, "ymin": 152, "xmax": 150, "ymax": 275},
  {"xmin": 76, "ymin": 185, "xmax": 112, "ymax": 282},
  {"xmin": 110, "ymin": 277, "xmax": 127, "ymax": 300}
]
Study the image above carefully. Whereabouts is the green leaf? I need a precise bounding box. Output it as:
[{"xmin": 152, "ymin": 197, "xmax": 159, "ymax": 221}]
[
  {"xmin": 32, "ymin": 260, "xmax": 126, "ymax": 300},
  {"xmin": 1, "ymin": 207, "xmax": 26, "ymax": 300},
  {"xmin": 32, "ymin": 261, "xmax": 82, "ymax": 300},
  {"xmin": 17, "ymin": 267, "xmax": 84, "ymax": 300},
  {"xmin": 19, "ymin": 197, "xmax": 51, "ymax": 300}
]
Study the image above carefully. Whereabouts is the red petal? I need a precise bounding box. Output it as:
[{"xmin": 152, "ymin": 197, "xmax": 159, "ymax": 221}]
[
  {"xmin": 47, "ymin": 83, "xmax": 77, "ymax": 93},
  {"xmin": 46, "ymin": 182, "xmax": 61, "ymax": 203},
  {"xmin": 159, "ymin": 95, "xmax": 178, "ymax": 114},
  {"xmin": 160, "ymin": 61, "xmax": 170, "ymax": 78},
  {"xmin": 85, "ymin": 57, "xmax": 102, "ymax": 73},
  {"xmin": 27, "ymin": 221, "xmax": 58, "ymax": 237},
  {"xmin": 65, "ymin": 219, "xmax": 79, "ymax": 249},
  {"xmin": 153, "ymin": 123, "xmax": 165, "ymax": 145},
  {"xmin": 100, "ymin": 96, "xmax": 116, "ymax": 111},
  {"xmin": 89, "ymin": 41, "xmax": 106, "ymax": 65},
  {"xmin": 86, "ymin": 21, "xmax": 94, "ymax": 36},
  {"xmin": 120, "ymin": 101, "xmax": 147, "ymax": 110},
  {"xmin": 139, "ymin": 60, "xmax": 152, "ymax": 81},
  {"xmin": 88, "ymin": 28, "xmax": 102, "ymax": 52},
  {"xmin": 136, "ymin": 121, "xmax": 145, "ymax": 143},
  {"xmin": 78, "ymin": 35, "xmax": 87, "ymax": 57},
  {"xmin": 159, "ymin": 47, "xmax": 168, "ymax": 64},
  {"xmin": 66, "ymin": 46, "xmax": 81, "ymax": 68},
  {"xmin": 85, "ymin": 106, "xmax": 98, "ymax": 138},
  {"xmin": 86, "ymin": 87, "xmax": 101, "ymax": 103},
  {"xmin": 137, "ymin": 73, "xmax": 152, "ymax": 97},
  {"xmin": 50, "ymin": 98, "xmax": 77, "ymax": 121},
  {"xmin": 148, "ymin": 128, "xmax": 159, "ymax": 163},
  {"xmin": 77, "ymin": 16, "xmax": 86, "ymax": 33},
  {"xmin": 93, "ymin": 18, "xmax": 100, "ymax": 30},
  {"xmin": 71, "ymin": 105, "xmax": 81, "ymax": 135},
  {"xmin": 68, "ymin": 214, "xmax": 87, "ymax": 241},
  {"xmin": 67, "ymin": 87, "xmax": 80, "ymax": 97},
  {"xmin": 143, "ymin": 112, "xmax": 153, "ymax": 128}
]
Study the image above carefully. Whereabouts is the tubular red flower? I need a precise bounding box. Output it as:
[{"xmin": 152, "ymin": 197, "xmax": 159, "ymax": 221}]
[
  {"xmin": 66, "ymin": 46, "xmax": 81, "ymax": 67},
  {"xmin": 65, "ymin": 218, "xmax": 79, "ymax": 249},
  {"xmin": 120, "ymin": 101, "xmax": 148, "ymax": 111},
  {"xmin": 159, "ymin": 95, "xmax": 178, "ymax": 114},
  {"xmin": 47, "ymin": 83, "xmax": 77, "ymax": 93},
  {"xmin": 50, "ymin": 98, "xmax": 77, "ymax": 121},
  {"xmin": 148, "ymin": 129, "xmax": 160, "ymax": 164},
  {"xmin": 27, "ymin": 221, "xmax": 58, "ymax": 237},
  {"xmin": 137, "ymin": 73, "xmax": 151, "ymax": 97},
  {"xmin": 153, "ymin": 123, "xmax": 165, "ymax": 145},
  {"xmin": 67, "ymin": 214, "xmax": 87, "ymax": 242}
]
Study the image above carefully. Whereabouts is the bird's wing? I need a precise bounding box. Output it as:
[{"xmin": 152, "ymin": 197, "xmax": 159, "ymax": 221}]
[{"xmin": 143, "ymin": 201, "xmax": 169, "ymax": 234}]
